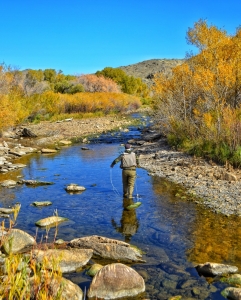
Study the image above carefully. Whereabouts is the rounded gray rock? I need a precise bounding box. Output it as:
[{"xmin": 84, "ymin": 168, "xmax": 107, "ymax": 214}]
[{"xmin": 87, "ymin": 263, "xmax": 145, "ymax": 299}]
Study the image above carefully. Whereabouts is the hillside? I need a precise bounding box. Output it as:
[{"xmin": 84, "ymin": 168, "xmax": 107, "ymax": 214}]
[{"xmin": 118, "ymin": 58, "xmax": 184, "ymax": 85}]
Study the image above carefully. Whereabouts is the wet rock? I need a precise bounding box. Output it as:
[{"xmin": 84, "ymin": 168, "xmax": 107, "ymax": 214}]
[
  {"xmin": 87, "ymin": 263, "xmax": 145, "ymax": 299},
  {"xmin": 158, "ymin": 262, "xmax": 189, "ymax": 277},
  {"xmin": 161, "ymin": 278, "xmax": 177, "ymax": 290},
  {"xmin": 52, "ymin": 277, "xmax": 83, "ymax": 300},
  {"xmin": 1, "ymin": 180, "xmax": 17, "ymax": 188},
  {"xmin": 0, "ymin": 204, "xmax": 21, "ymax": 214},
  {"xmin": 32, "ymin": 201, "xmax": 52, "ymax": 207},
  {"xmin": 18, "ymin": 179, "xmax": 54, "ymax": 186},
  {"xmin": 29, "ymin": 275, "xmax": 83, "ymax": 300},
  {"xmin": 191, "ymin": 287, "xmax": 202, "ymax": 297},
  {"xmin": 65, "ymin": 183, "xmax": 86, "ymax": 192},
  {"xmin": 178, "ymin": 279, "xmax": 197, "ymax": 289},
  {"xmin": 41, "ymin": 148, "xmax": 58, "ymax": 153},
  {"xmin": 81, "ymin": 147, "xmax": 90, "ymax": 150},
  {"xmin": 196, "ymin": 262, "xmax": 238, "ymax": 277},
  {"xmin": 222, "ymin": 287, "xmax": 241, "ymax": 300},
  {"xmin": 69, "ymin": 235, "xmax": 145, "ymax": 263},
  {"xmin": 35, "ymin": 216, "xmax": 68, "ymax": 227},
  {"xmin": 86, "ymin": 263, "xmax": 103, "ymax": 277},
  {"xmin": 0, "ymin": 213, "xmax": 10, "ymax": 218},
  {"xmin": 2, "ymin": 229, "xmax": 36, "ymax": 254},
  {"xmin": 32, "ymin": 248, "xmax": 93, "ymax": 273}
]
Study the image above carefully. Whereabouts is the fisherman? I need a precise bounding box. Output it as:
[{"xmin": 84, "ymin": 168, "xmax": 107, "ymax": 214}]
[{"xmin": 110, "ymin": 143, "xmax": 139, "ymax": 199}]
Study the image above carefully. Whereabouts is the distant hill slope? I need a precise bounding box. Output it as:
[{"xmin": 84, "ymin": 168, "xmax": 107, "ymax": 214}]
[{"xmin": 118, "ymin": 58, "xmax": 184, "ymax": 85}]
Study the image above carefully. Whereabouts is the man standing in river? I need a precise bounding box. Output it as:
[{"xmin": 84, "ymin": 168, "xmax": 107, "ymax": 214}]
[{"xmin": 110, "ymin": 143, "xmax": 139, "ymax": 199}]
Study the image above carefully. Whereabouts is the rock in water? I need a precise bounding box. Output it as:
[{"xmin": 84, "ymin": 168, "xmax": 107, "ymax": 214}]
[
  {"xmin": 196, "ymin": 262, "xmax": 238, "ymax": 277},
  {"xmin": 35, "ymin": 216, "xmax": 68, "ymax": 227},
  {"xmin": 69, "ymin": 235, "xmax": 145, "ymax": 263},
  {"xmin": 32, "ymin": 201, "xmax": 52, "ymax": 207},
  {"xmin": 18, "ymin": 179, "xmax": 54, "ymax": 186},
  {"xmin": 86, "ymin": 264, "xmax": 103, "ymax": 277},
  {"xmin": 1, "ymin": 180, "xmax": 17, "ymax": 188},
  {"xmin": 32, "ymin": 248, "xmax": 93, "ymax": 273},
  {"xmin": 87, "ymin": 263, "xmax": 145, "ymax": 299},
  {"xmin": 222, "ymin": 287, "xmax": 241, "ymax": 300},
  {"xmin": 65, "ymin": 184, "xmax": 86, "ymax": 192},
  {"xmin": 41, "ymin": 148, "xmax": 58, "ymax": 153}
]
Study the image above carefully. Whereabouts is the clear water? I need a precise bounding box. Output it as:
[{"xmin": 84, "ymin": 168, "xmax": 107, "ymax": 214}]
[{"xmin": 1, "ymin": 119, "xmax": 240, "ymax": 299}]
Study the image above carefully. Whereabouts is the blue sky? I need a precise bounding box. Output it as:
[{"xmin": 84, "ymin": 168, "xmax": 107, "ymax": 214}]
[{"xmin": 0, "ymin": 0, "xmax": 241, "ymax": 75}]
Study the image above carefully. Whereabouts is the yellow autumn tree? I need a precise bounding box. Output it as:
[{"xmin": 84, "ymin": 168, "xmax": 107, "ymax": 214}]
[{"xmin": 153, "ymin": 20, "xmax": 241, "ymax": 165}]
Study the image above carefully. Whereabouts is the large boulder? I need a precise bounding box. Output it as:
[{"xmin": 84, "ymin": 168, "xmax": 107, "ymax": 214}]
[
  {"xmin": 69, "ymin": 235, "xmax": 145, "ymax": 263},
  {"xmin": 87, "ymin": 263, "xmax": 145, "ymax": 299},
  {"xmin": 196, "ymin": 262, "xmax": 238, "ymax": 277},
  {"xmin": 32, "ymin": 248, "xmax": 93, "ymax": 273},
  {"xmin": 2, "ymin": 229, "xmax": 36, "ymax": 254}
]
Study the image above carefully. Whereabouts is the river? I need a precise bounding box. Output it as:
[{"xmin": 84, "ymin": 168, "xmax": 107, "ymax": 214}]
[{"xmin": 0, "ymin": 115, "xmax": 239, "ymax": 299}]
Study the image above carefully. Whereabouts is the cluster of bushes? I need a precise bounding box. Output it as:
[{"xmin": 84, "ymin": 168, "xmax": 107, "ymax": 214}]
[
  {"xmin": 0, "ymin": 63, "xmax": 146, "ymax": 131},
  {"xmin": 153, "ymin": 20, "xmax": 241, "ymax": 166},
  {"xmin": 96, "ymin": 67, "xmax": 149, "ymax": 97}
]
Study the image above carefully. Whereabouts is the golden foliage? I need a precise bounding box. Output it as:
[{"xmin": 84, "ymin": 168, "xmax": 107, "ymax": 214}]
[
  {"xmin": 0, "ymin": 89, "xmax": 141, "ymax": 132},
  {"xmin": 153, "ymin": 20, "xmax": 241, "ymax": 163}
]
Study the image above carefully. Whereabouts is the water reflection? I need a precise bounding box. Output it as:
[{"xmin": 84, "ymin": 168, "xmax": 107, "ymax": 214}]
[
  {"xmin": 111, "ymin": 198, "xmax": 139, "ymax": 242},
  {"xmin": 151, "ymin": 175, "xmax": 241, "ymax": 271},
  {"xmin": 187, "ymin": 211, "xmax": 241, "ymax": 270}
]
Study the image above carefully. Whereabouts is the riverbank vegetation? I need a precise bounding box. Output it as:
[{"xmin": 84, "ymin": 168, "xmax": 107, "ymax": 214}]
[
  {"xmin": 0, "ymin": 215, "xmax": 64, "ymax": 299},
  {"xmin": 0, "ymin": 64, "xmax": 148, "ymax": 132},
  {"xmin": 152, "ymin": 20, "xmax": 241, "ymax": 166}
]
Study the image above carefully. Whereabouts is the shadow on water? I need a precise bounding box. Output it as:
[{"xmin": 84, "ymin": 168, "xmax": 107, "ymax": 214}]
[{"xmin": 0, "ymin": 114, "xmax": 239, "ymax": 299}]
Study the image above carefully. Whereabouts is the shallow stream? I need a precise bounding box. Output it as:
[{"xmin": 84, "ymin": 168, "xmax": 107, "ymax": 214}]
[{"xmin": 0, "ymin": 116, "xmax": 241, "ymax": 299}]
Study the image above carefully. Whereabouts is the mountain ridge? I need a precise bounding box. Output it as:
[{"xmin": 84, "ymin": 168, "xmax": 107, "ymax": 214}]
[{"xmin": 118, "ymin": 58, "xmax": 184, "ymax": 85}]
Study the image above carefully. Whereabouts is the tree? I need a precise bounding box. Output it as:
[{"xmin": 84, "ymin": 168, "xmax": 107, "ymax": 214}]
[
  {"xmin": 76, "ymin": 74, "xmax": 120, "ymax": 93},
  {"xmin": 96, "ymin": 67, "xmax": 149, "ymax": 97},
  {"xmin": 153, "ymin": 20, "xmax": 241, "ymax": 165}
]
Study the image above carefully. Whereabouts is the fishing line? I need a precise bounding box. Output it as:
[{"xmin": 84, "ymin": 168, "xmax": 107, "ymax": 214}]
[
  {"xmin": 135, "ymin": 175, "xmax": 140, "ymax": 200},
  {"xmin": 110, "ymin": 168, "xmax": 141, "ymax": 201},
  {"xmin": 110, "ymin": 168, "xmax": 121, "ymax": 197}
]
